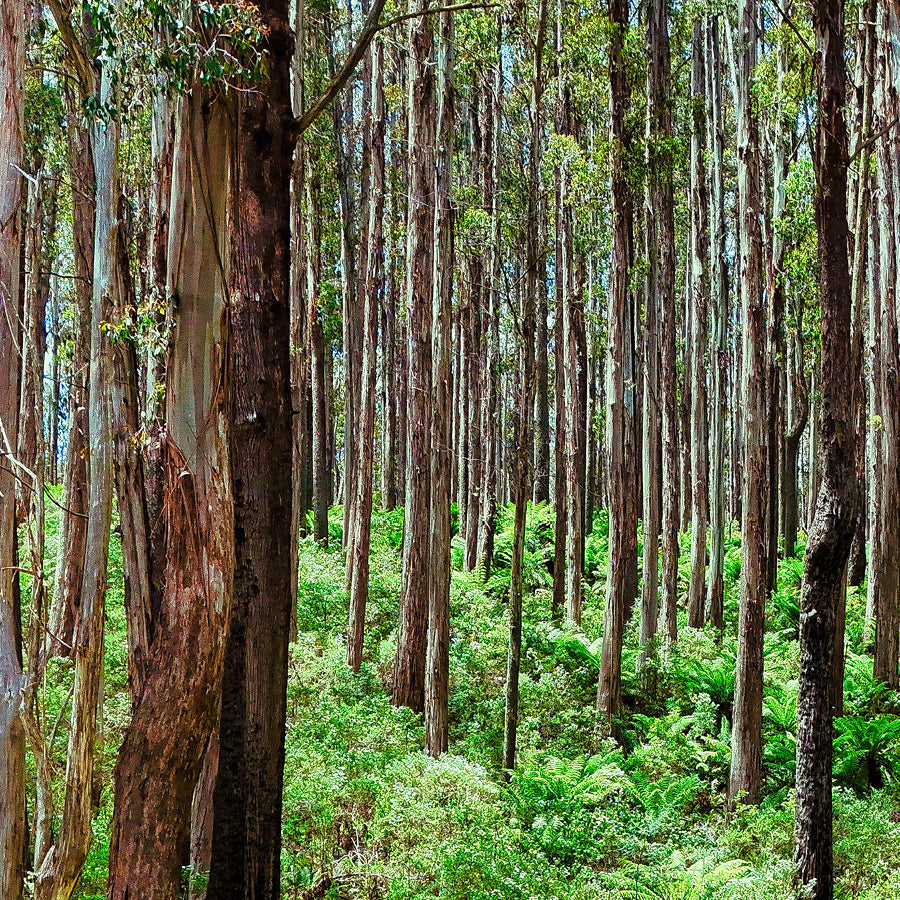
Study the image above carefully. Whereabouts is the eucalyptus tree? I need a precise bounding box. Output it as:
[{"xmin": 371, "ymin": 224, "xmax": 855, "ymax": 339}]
[
  {"xmin": 394, "ymin": 0, "xmax": 435, "ymax": 713},
  {"xmin": 0, "ymin": 0, "xmax": 25, "ymax": 892},
  {"xmin": 729, "ymin": 0, "xmax": 770, "ymax": 806},
  {"xmin": 794, "ymin": 0, "xmax": 856, "ymax": 890}
]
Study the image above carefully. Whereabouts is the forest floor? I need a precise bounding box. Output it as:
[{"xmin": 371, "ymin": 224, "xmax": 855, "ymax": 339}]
[{"xmin": 30, "ymin": 499, "xmax": 900, "ymax": 899}]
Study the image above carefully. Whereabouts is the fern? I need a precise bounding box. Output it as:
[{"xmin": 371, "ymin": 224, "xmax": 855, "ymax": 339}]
[{"xmin": 834, "ymin": 714, "xmax": 900, "ymax": 792}]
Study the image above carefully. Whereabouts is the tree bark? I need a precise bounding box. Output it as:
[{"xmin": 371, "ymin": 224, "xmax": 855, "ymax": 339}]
[
  {"xmin": 794, "ymin": 0, "xmax": 855, "ymax": 891},
  {"xmin": 347, "ymin": 41, "xmax": 385, "ymax": 673},
  {"xmin": 729, "ymin": 0, "xmax": 769, "ymax": 807},
  {"xmin": 106, "ymin": 91, "xmax": 233, "ymax": 900},
  {"xmin": 705, "ymin": 16, "xmax": 727, "ymax": 629},
  {"xmin": 426, "ymin": 17, "xmax": 453, "ymax": 756},
  {"xmin": 598, "ymin": 0, "xmax": 637, "ymax": 718},
  {"xmin": 872, "ymin": 0, "xmax": 900, "ymax": 690},
  {"xmin": 0, "ymin": 0, "xmax": 25, "ymax": 888},
  {"xmin": 207, "ymin": 4, "xmax": 295, "ymax": 893},
  {"xmin": 394, "ymin": 0, "xmax": 435, "ymax": 713},
  {"xmin": 688, "ymin": 19, "xmax": 709, "ymax": 629}
]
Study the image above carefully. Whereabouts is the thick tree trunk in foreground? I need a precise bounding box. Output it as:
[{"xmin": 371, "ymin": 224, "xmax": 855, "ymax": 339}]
[
  {"xmin": 729, "ymin": 0, "xmax": 769, "ymax": 807},
  {"xmin": 0, "ymin": 0, "xmax": 25, "ymax": 889},
  {"xmin": 107, "ymin": 93, "xmax": 233, "ymax": 900},
  {"xmin": 794, "ymin": 0, "xmax": 855, "ymax": 892},
  {"xmin": 207, "ymin": 4, "xmax": 295, "ymax": 894},
  {"xmin": 394, "ymin": 0, "xmax": 435, "ymax": 713}
]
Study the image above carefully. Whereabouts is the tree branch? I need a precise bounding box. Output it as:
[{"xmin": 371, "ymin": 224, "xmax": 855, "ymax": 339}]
[{"xmin": 296, "ymin": 1, "xmax": 498, "ymax": 135}]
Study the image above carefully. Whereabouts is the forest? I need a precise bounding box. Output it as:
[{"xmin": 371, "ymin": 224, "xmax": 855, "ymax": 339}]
[{"xmin": 1, "ymin": 0, "xmax": 899, "ymax": 896}]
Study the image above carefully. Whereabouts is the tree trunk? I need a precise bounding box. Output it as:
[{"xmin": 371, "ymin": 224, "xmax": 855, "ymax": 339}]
[
  {"xmin": 598, "ymin": 0, "xmax": 636, "ymax": 718},
  {"xmin": 705, "ymin": 16, "xmax": 727, "ymax": 629},
  {"xmin": 394, "ymin": 0, "xmax": 435, "ymax": 713},
  {"xmin": 794, "ymin": 0, "xmax": 855, "ymax": 891},
  {"xmin": 0, "ymin": 0, "xmax": 25, "ymax": 887},
  {"xmin": 729, "ymin": 0, "xmax": 769, "ymax": 807},
  {"xmin": 47, "ymin": 105, "xmax": 93, "ymax": 660},
  {"xmin": 872, "ymin": 1, "xmax": 900, "ymax": 690},
  {"xmin": 307, "ymin": 168, "xmax": 329, "ymax": 547},
  {"xmin": 207, "ymin": 5, "xmax": 294, "ymax": 893},
  {"xmin": 106, "ymin": 91, "xmax": 233, "ymax": 900},
  {"xmin": 347, "ymin": 41, "xmax": 385, "ymax": 673},
  {"xmin": 688, "ymin": 19, "xmax": 709, "ymax": 629},
  {"xmin": 426, "ymin": 18, "xmax": 453, "ymax": 756}
]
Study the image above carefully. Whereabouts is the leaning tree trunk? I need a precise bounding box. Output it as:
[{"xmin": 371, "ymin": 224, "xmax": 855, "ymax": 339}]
[
  {"xmin": 106, "ymin": 91, "xmax": 234, "ymax": 900},
  {"xmin": 729, "ymin": 0, "xmax": 769, "ymax": 807},
  {"xmin": 793, "ymin": 0, "xmax": 856, "ymax": 892},
  {"xmin": 394, "ymin": 0, "xmax": 435, "ymax": 713}
]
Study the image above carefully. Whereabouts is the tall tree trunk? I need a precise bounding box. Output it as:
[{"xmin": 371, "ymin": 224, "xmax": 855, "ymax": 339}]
[
  {"xmin": 647, "ymin": 0, "xmax": 679, "ymax": 645},
  {"xmin": 552, "ymin": 30, "xmax": 567, "ymax": 620},
  {"xmin": 504, "ymin": 0, "xmax": 543, "ymax": 770},
  {"xmin": 729, "ymin": 0, "xmax": 769, "ymax": 807},
  {"xmin": 207, "ymin": 3, "xmax": 294, "ymax": 893},
  {"xmin": 48, "ymin": 105, "xmax": 93, "ymax": 659},
  {"xmin": 688, "ymin": 19, "xmax": 709, "ymax": 629},
  {"xmin": 0, "ymin": 0, "xmax": 25, "ymax": 887},
  {"xmin": 394, "ymin": 0, "xmax": 435, "ymax": 713},
  {"xmin": 477, "ymin": 29, "xmax": 502, "ymax": 579},
  {"xmin": 426, "ymin": 18, "xmax": 453, "ymax": 756},
  {"xmin": 598, "ymin": 0, "xmax": 636, "ymax": 718},
  {"xmin": 872, "ymin": 0, "xmax": 900, "ymax": 690},
  {"xmin": 107, "ymin": 91, "xmax": 233, "ymax": 900},
  {"xmin": 705, "ymin": 16, "xmax": 727, "ymax": 629},
  {"xmin": 347, "ymin": 41, "xmax": 385, "ymax": 673},
  {"xmin": 307, "ymin": 168, "xmax": 329, "ymax": 547},
  {"xmin": 794, "ymin": 0, "xmax": 855, "ymax": 891}
]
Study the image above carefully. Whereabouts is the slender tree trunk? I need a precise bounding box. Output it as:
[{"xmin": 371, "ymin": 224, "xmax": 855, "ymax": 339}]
[
  {"xmin": 426, "ymin": 18, "xmax": 453, "ymax": 756},
  {"xmin": 504, "ymin": 1, "xmax": 543, "ymax": 770},
  {"xmin": 794, "ymin": 0, "xmax": 855, "ymax": 891},
  {"xmin": 0, "ymin": 0, "xmax": 25, "ymax": 887},
  {"xmin": 646, "ymin": 0, "xmax": 679, "ymax": 645},
  {"xmin": 347, "ymin": 41, "xmax": 385, "ymax": 673},
  {"xmin": 729, "ymin": 0, "xmax": 769, "ymax": 807},
  {"xmin": 552, "ymin": 30, "xmax": 567, "ymax": 620},
  {"xmin": 394, "ymin": 0, "xmax": 435, "ymax": 713},
  {"xmin": 706, "ymin": 16, "xmax": 727, "ymax": 629},
  {"xmin": 477, "ymin": 32, "xmax": 502, "ymax": 579},
  {"xmin": 688, "ymin": 19, "xmax": 709, "ymax": 629},
  {"xmin": 873, "ymin": 1, "xmax": 900, "ymax": 690},
  {"xmin": 598, "ymin": 0, "xmax": 636, "ymax": 718},
  {"xmin": 307, "ymin": 168, "xmax": 329, "ymax": 547}
]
